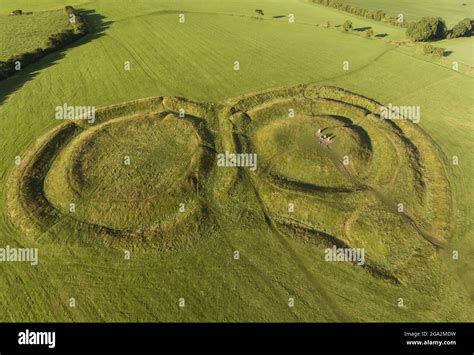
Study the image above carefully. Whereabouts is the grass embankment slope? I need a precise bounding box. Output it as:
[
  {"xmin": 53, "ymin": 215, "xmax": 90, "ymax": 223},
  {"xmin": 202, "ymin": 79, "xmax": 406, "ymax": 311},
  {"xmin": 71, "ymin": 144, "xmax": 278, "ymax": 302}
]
[
  {"xmin": 0, "ymin": 0, "xmax": 472, "ymax": 322},
  {"xmin": 0, "ymin": 9, "xmax": 74, "ymax": 61}
]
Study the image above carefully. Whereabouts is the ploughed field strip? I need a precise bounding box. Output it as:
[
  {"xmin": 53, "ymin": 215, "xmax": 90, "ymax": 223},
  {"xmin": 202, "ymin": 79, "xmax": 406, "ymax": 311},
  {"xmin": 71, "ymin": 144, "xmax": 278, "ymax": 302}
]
[{"xmin": 7, "ymin": 84, "xmax": 451, "ymax": 284}]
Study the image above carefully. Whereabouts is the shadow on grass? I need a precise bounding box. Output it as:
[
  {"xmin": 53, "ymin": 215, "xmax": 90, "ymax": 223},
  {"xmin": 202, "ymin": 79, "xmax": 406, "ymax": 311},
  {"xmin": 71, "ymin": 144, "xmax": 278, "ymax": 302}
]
[
  {"xmin": 375, "ymin": 33, "xmax": 388, "ymax": 38},
  {"xmin": 0, "ymin": 9, "xmax": 112, "ymax": 107},
  {"xmin": 353, "ymin": 26, "xmax": 372, "ymax": 32}
]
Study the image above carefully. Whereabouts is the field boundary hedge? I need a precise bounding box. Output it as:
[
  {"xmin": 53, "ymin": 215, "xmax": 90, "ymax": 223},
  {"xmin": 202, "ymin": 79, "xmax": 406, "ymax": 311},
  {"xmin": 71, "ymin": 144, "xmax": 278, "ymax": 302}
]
[
  {"xmin": 0, "ymin": 6, "xmax": 89, "ymax": 81},
  {"xmin": 310, "ymin": 0, "xmax": 410, "ymax": 28}
]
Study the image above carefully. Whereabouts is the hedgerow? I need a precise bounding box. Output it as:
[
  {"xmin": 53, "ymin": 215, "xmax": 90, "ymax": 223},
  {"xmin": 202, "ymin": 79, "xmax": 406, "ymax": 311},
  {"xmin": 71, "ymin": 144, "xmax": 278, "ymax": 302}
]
[{"xmin": 311, "ymin": 0, "xmax": 409, "ymax": 27}]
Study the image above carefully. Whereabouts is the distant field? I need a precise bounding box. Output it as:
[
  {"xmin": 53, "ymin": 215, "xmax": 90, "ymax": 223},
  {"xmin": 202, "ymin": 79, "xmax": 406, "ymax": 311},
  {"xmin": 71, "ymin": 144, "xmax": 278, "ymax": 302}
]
[
  {"xmin": 0, "ymin": 10, "xmax": 73, "ymax": 61},
  {"xmin": 0, "ymin": 0, "xmax": 472, "ymax": 322},
  {"xmin": 338, "ymin": 0, "xmax": 474, "ymax": 26},
  {"xmin": 0, "ymin": 0, "xmax": 91, "ymax": 14}
]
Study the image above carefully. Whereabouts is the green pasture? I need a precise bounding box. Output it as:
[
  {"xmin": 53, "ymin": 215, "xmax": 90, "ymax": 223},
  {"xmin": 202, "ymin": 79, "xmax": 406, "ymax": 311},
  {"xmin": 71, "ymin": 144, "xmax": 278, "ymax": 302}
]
[
  {"xmin": 338, "ymin": 0, "xmax": 474, "ymax": 26},
  {"xmin": 0, "ymin": 0, "xmax": 472, "ymax": 322},
  {"xmin": 0, "ymin": 9, "xmax": 73, "ymax": 61}
]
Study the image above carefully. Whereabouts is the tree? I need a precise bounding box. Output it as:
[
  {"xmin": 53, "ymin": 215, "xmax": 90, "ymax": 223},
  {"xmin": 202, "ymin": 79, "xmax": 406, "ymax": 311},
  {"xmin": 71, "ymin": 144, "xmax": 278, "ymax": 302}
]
[
  {"xmin": 374, "ymin": 10, "xmax": 385, "ymax": 21},
  {"xmin": 12, "ymin": 9, "xmax": 23, "ymax": 15},
  {"xmin": 255, "ymin": 9, "xmax": 264, "ymax": 18},
  {"xmin": 432, "ymin": 47, "xmax": 445, "ymax": 57},
  {"xmin": 406, "ymin": 17, "xmax": 447, "ymax": 41},
  {"xmin": 422, "ymin": 43, "xmax": 436, "ymax": 55},
  {"xmin": 65, "ymin": 5, "xmax": 75, "ymax": 14},
  {"xmin": 326, "ymin": 21, "xmax": 331, "ymax": 28},
  {"xmin": 342, "ymin": 20, "xmax": 352, "ymax": 32},
  {"xmin": 366, "ymin": 29, "xmax": 374, "ymax": 38},
  {"xmin": 449, "ymin": 18, "xmax": 473, "ymax": 38},
  {"xmin": 422, "ymin": 43, "xmax": 445, "ymax": 57}
]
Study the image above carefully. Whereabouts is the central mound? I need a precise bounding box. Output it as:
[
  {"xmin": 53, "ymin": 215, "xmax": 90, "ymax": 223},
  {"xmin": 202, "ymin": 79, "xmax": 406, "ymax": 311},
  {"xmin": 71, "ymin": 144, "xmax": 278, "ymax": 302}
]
[
  {"xmin": 44, "ymin": 113, "xmax": 201, "ymax": 230},
  {"xmin": 252, "ymin": 114, "xmax": 371, "ymax": 190}
]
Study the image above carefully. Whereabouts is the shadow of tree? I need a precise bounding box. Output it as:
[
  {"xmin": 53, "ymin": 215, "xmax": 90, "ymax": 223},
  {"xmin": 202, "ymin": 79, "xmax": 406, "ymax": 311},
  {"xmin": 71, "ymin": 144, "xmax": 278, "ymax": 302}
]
[
  {"xmin": 0, "ymin": 8, "xmax": 112, "ymax": 107},
  {"xmin": 353, "ymin": 26, "xmax": 372, "ymax": 32},
  {"xmin": 375, "ymin": 33, "xmax": 388, "ymax": 38}
]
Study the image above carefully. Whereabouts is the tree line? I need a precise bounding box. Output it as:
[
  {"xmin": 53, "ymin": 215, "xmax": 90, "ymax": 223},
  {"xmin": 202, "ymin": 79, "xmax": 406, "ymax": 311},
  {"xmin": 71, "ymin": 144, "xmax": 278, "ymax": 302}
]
[
  {"xmin": 312, "ymin": 0, "xmax": 473, "ymax": 42},
  {"xmin": 406, "ymin": 17, "xmax": 473, "ymax": 41},
  {"xmin": 311, "ymin": 0, "xmax": 407, "ymax": 27}
]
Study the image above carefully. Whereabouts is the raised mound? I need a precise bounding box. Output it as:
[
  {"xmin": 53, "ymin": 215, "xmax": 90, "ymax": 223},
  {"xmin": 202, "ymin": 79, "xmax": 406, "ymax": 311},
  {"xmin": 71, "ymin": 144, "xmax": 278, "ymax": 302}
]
[
  {"xmin": 7, "ymin": 97, "xmax": 217, "ymax": 251},
  {"xmin": 223, "ymin": 84, "xmax": 452, "ymax": 283},
  {"xmin": 252, "ymin": 114, "xmax": 371, "ymax": 190},
  {"xmin": 45, "ymin": 113, "xmax": 204, "ymax": 230},
  {"xmin": 7, "ymin": 85, "xmax": 452, "ymax": 282}
]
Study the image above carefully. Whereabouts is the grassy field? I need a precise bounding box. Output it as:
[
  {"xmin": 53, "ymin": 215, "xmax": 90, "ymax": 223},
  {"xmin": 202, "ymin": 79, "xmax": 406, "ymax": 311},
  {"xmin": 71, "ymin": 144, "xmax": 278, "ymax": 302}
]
[
  {"xmin": 436, "ymin": 37, "xmax": 474, "ymax": 66},
  {"xmin": 0, "ymin": 0, "xmax": 472, "ymax": 322},
  {"xmin": 0, "ymin": 9, "xmax": 74, "ymax": 61},
  {"xmin": 338, "ymin": 0, "xmax": 474, "ymax": 26}
]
